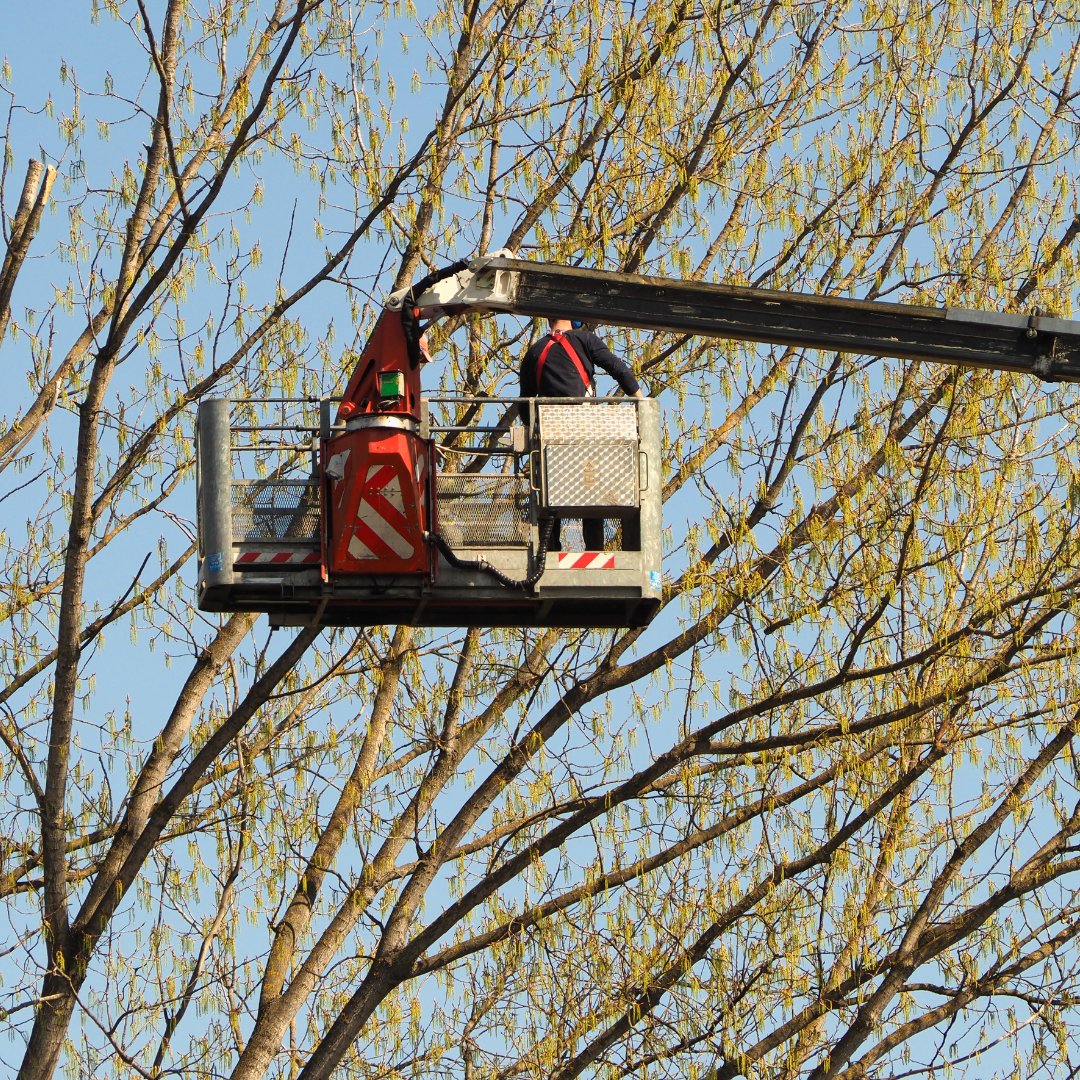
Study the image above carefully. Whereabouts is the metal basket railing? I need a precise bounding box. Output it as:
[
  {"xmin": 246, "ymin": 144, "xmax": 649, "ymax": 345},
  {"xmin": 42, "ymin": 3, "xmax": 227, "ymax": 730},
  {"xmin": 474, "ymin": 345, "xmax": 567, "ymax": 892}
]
[
  {"xmin": 435, "ymin": 472, "xmax": 530, "ymax": 547},
  {"xmin": 231, "ymin": 479, "xmax": 321, "ymax": 544}
]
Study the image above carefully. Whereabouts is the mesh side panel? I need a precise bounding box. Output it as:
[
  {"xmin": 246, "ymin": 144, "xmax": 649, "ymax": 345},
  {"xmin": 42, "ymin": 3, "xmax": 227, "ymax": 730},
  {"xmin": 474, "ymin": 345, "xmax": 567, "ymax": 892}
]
[
  {"xmin": 232, "ymin": 480, "xmax": 320, "ymax": 542},
  {"xmin": 437, "ymin": 474, "xmax": 530, "ymax": 547},
  {"xmin": 538, "ymin": 402, "xmax": 638, "ymax": 442},
  {"xmin": 544, "ymin": 442, "xmax": 639, "ymax": 509}
]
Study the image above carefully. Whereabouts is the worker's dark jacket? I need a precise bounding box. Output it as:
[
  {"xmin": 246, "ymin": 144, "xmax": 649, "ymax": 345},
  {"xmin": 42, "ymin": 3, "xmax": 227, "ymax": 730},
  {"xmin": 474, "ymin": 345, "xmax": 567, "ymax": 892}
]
[{"xmin": 519, "ymin": 329, "xmax": 641, "ymax": 398}]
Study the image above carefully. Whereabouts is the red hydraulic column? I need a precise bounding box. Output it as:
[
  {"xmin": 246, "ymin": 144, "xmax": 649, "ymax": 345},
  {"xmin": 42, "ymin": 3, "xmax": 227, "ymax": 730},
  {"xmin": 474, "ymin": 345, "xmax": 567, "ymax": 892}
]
[{"xmin": 322, "ymin": 307, "xmax": 433, "ymax": 577}]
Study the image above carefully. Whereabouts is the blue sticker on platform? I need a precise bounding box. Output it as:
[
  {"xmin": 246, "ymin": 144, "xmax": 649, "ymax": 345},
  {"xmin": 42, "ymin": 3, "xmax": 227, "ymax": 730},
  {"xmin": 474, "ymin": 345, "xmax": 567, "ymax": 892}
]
[
  {"xmin": 207, "ymin": 552, "xmax": 224, "ymax": 572},
  {"xmin": 649, "ymin": 571, "xmax": 662, "ymax": 589}
]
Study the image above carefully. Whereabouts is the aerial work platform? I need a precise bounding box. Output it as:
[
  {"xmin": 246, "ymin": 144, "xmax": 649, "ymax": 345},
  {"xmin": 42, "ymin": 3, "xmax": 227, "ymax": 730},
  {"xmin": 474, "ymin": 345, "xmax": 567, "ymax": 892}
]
[{"xmin": 196, "ymin": 394, "xmax": 663, "ymax": 628}]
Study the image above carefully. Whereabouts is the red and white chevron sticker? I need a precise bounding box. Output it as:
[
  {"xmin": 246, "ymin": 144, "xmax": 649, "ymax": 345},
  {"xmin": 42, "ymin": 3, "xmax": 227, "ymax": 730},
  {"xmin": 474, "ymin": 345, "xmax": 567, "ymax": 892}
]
[
  {"xmin": 555, "ymin": 552, "xmax": 616, "ymax": 570},
  {"xmin": 236, "ymin": 549, "xmax": 321, "ymax": 566},
  {"xmin": 347, "ymin": 462, "xmax": 417, "ymax": 561}
]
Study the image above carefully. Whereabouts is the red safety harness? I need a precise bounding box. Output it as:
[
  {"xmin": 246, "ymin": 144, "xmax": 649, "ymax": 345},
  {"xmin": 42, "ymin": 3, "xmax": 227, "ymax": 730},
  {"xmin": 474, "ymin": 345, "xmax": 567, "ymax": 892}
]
[{"xmin": 534, "ymin": 332, "xmax": 592, "ymax": 394}]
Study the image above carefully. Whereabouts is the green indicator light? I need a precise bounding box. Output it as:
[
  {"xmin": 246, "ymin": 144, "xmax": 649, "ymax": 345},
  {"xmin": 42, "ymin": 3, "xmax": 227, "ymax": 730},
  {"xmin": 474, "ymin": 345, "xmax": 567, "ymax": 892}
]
[{"xmin": 379, "ymin": 371, "xmax": 405, "ymax": 399}]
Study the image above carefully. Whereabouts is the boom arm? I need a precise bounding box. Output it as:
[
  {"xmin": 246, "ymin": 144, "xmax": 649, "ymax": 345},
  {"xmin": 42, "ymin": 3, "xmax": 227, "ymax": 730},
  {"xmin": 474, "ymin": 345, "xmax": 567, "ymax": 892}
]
[{"xmin": 392, "ymin": 255, "xmax": 1080, "ymax": 383}]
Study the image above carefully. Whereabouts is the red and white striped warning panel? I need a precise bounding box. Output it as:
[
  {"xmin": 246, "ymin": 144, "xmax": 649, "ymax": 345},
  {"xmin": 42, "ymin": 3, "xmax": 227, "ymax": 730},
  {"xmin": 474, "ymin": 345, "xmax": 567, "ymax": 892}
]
[
  {"xmin": 236, "ymin": 549, "xmax": 321, "ymax": 566},
  {"xmin": 554, "ymin": 552, "xmax": 617, "ymax": 570},
  {"xmin": 347, "ymin": 463, "xmax": 417, "ymax": 562}
]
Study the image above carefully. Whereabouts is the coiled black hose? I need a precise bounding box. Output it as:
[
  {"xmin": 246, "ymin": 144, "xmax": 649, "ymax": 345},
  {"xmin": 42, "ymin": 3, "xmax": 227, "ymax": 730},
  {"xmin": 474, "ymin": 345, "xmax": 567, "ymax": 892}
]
[{"xmin": 428, "ymin": 517, "xmax": 555, "ymax": 590}]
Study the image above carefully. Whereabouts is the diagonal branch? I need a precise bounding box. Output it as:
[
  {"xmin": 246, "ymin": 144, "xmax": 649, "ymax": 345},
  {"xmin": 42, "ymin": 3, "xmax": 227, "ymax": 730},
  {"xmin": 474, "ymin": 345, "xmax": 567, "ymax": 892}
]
[{"xmin": 0, "ymin": 157, "xmax": 55, "ymax": 343}]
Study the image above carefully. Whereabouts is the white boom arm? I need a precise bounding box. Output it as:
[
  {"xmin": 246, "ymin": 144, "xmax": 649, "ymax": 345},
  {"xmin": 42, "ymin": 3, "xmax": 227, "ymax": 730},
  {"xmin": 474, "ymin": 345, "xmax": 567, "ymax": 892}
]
[{"xmin": 390, "ymin": 254, "xmax": 1080, "ymax": 383}]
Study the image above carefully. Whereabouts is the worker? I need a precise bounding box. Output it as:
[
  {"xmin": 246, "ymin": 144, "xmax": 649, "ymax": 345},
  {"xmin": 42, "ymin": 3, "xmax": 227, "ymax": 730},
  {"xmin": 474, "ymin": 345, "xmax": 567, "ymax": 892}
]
[
  {"xmin": 520, "ymin": 318, "xmax": 645, "ymax": 551},
  {"xmin": 520, "ymin": 318, "xmax": 644, "ymax": 400}
]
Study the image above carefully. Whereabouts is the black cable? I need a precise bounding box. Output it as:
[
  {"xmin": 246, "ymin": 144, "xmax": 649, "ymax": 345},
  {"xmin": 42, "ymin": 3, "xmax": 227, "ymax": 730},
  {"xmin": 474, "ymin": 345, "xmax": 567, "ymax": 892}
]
[
  {"xmin": 401, "ymin": 259, "xmax": 471, "ymax": 369},
  {"xmin": 428, "ymin": 517, "xmax": 555, "ymax": 590}
]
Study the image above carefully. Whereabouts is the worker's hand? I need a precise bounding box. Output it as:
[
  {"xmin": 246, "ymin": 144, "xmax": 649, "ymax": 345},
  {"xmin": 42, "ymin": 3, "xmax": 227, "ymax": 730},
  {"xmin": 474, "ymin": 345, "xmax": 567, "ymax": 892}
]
[{"xmin": 633, "ymin": 388, "xmax": 646, "ymax": 399}]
